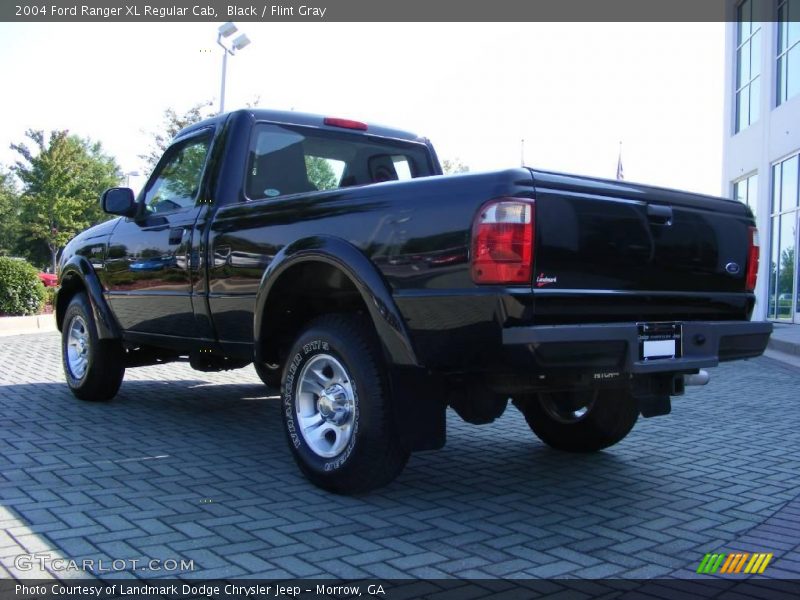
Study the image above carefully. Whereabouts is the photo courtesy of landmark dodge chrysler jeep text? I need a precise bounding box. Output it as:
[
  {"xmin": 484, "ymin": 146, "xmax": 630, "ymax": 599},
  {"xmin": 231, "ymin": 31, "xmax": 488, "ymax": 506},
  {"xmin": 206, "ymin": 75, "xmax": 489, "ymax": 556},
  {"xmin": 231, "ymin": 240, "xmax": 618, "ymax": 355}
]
[{"xmin": 55, "ymin": 110, "xmax": 772, "ymax": 493}]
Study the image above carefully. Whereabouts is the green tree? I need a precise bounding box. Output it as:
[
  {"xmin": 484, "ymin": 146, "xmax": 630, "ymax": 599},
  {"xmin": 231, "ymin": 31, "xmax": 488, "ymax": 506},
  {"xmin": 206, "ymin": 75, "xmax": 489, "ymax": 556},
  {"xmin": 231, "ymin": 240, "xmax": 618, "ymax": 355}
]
[
  {"xmin": 778, "ymin": 246, "xmax": 796, "ymax": 293},
  {"xmin": 441, "ymin": 158, "xmax": 470, "ymax": 175},
  {"xmin": 140, "ymin": 97, "xmax": 263, "ymax": 173},
  {"xmin": 147, "ymin": 138, "xmax": 210, "ymax": 211},
  {"xmin": 139, "ymin": 101, "xmax": 215, "ymax": 171},
  {"xmin": 0, "ymin": 168, "xmax": 20, "ymax": 256},
  {"xmin": 305, "ymin": 156, "xmax": 338, "ymax": 190},
  {"xmin": 12, "ymin": 130, "xmax": 120, "ymax": 272}
]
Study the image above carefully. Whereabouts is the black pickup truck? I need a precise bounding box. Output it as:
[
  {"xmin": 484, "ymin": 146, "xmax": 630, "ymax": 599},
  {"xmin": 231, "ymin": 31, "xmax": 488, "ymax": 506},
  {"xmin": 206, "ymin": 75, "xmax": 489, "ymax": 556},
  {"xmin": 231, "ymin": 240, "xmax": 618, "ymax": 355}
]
[{"xmin": 56, "ymin": 109, "xmax": 772, "ymax": 493}]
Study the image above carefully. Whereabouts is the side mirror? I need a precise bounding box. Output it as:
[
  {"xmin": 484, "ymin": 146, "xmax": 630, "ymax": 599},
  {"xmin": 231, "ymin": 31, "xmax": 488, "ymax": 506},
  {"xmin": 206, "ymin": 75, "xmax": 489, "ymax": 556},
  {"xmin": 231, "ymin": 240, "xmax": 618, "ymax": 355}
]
[{"xmin": 101, "ymin": 187, "xmax": 137, "ymax": 217}]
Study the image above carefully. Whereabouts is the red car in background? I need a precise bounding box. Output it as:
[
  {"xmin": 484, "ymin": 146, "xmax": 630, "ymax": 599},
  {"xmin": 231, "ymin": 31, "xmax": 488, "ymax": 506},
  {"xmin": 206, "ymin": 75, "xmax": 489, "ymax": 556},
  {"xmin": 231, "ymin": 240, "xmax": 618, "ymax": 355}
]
[{"xmin": 38, "ymin": 272, "xmax": 57, "ymax": 287}]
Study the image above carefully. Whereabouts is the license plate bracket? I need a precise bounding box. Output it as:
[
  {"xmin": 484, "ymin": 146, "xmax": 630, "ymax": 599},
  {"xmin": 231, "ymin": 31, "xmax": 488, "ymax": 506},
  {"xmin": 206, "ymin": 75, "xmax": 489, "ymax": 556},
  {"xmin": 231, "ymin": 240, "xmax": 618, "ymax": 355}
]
[{"xmin": 638, "ymin": 322, "xmax": 682, "ymax": 360}]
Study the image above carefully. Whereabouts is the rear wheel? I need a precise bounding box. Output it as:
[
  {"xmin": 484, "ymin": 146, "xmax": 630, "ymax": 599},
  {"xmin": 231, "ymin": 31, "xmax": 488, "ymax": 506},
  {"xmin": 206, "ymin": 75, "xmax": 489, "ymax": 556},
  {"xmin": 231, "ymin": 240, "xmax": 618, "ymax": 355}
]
[
  {"xmin": 513, "ymin": 388, "xmax": 638, "ymax": 452},
  {"xmin": 281, "ymin": 314, "xmax": 408, "ymax": 494},
  {"xmin": 62, "ymin": 292, "xmax": 125, "ymax": 401}
]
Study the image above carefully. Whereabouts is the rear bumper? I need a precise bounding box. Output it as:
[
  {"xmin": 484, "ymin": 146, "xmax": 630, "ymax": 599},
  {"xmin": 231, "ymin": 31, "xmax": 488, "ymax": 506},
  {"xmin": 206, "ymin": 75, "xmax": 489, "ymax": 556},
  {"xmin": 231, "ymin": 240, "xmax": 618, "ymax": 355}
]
[{"xmin": 502, "ymin": 320, "xmax": 772, "ymax": 374}]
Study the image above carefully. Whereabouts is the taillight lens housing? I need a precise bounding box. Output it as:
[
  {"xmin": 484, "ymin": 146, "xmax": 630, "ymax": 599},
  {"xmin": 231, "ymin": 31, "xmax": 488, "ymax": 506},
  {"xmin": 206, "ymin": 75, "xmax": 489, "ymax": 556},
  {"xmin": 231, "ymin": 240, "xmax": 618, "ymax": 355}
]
[
  {"xmin": 746, "ymin": 226, "xmax": 759, "ymax": 292},
  {"xmin": 471, "ymin": 198, "xmax": 534, "ymax": 284}
]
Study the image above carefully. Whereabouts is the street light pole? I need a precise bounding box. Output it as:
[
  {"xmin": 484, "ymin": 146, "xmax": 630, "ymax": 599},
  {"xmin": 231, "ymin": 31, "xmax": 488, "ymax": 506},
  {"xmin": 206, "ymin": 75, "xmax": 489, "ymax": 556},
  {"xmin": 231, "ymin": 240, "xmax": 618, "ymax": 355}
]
[
  {"xmin": 219, "ymin": 48, "xmax": 228, "ymax": 113},
  {"xmin": 123, "ymin": 171, "xmax": 139, "ymax": 188},
  {"xmin": 216, "ymin": 22, "xmax": 251, "ymax": 115}
]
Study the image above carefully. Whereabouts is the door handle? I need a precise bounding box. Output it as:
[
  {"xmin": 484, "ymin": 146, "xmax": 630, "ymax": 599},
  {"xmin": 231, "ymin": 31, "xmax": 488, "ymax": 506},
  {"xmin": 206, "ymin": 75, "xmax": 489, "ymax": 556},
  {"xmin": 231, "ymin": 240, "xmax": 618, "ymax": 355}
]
[
  {"xmin": 646, "ymin": 204, "xmax": 673, "ymax": 225},
  {"xmin": 168, "ymin": 227, "xmax": 187, "ymax": 245}
]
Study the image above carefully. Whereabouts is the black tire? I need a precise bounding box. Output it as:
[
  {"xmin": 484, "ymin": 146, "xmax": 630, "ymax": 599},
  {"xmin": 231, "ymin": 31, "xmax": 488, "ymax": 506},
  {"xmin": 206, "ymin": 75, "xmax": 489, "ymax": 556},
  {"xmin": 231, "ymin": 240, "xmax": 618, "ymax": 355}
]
[
  {"xmin": 61, "ymin": 292, "xmax": 125, "ymax": 401},
  {"xmin": 513, "ymin": 388, "xmax": 638, "ymax": 452},
  {"xmin": 281, "ymin": 314, "xmax": 409, "ymax": 494},
  {"xmin": 253, "ymin": 361, "xmax": 281, "ymax": 389}
]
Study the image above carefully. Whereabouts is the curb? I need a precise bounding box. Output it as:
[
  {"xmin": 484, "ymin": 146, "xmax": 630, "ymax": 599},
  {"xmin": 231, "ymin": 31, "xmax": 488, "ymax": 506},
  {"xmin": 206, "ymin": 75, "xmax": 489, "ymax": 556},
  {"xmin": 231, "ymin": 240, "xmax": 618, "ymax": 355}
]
[
  {"xmin": 768, "ymin": 336, "xmax": 800, "ymax": 357},
  {"xmin": 0, "ymin": 314, "xmax": 57, "ymax": 337}
]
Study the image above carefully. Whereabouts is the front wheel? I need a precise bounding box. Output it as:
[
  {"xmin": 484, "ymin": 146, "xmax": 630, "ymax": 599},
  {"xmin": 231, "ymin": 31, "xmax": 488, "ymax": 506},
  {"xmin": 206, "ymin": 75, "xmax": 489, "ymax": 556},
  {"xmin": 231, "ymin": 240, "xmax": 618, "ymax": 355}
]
[
  {"xmin": 513, "ymin": 388, "xmax": 638, "ymax": 452},
  {"xmin": 281, "ymin": 314, "xmax": 408, "ymax": 494},
  {"xmin": 62, "ymin": 292, "xmax": 125, "ymax": 401}
]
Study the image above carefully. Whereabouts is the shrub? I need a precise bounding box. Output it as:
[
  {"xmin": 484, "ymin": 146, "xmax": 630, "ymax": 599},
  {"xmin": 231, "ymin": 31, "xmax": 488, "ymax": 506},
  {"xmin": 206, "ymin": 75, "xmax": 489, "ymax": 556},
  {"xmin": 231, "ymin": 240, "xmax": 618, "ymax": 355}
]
[
  {"xmin": 0, "ymin": 257, "xmax": 46, "ymax": 316},
  {"xmin": 44, "ymin": 285, "xmax": 57, "ymax": 308}
]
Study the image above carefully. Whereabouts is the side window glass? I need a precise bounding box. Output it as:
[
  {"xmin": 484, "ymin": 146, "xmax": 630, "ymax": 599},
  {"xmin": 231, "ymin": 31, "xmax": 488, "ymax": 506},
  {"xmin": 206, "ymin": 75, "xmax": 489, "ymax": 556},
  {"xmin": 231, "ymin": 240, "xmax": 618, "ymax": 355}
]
[
  {"xmin": 306, "ymin": 156, "xmax": 345, "ymax": 191},
  {"xmin": 392, "ymin": 155, "xmax": 413, "ymax": 180},
  {"xmin": 245, "ymin": 123, "xmax": 434, "ymax": 201},
  {"xmin": 366, "ymin": 154, "xmax": 416, "ymax": 182},
  {"xmin": 144, "ymin": 136, "xmax": 211, "ymax": 214},
  {"xmin": 247, "ymin": 129, "xmax": 318, "ymax": 199}
]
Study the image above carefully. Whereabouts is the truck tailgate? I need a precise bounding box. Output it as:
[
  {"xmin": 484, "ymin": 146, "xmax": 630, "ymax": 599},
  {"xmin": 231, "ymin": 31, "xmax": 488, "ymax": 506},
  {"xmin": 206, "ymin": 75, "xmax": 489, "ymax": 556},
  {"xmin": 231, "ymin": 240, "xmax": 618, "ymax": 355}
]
[{"xmin": 530, "ymin": 170, "xmax": 755, "ymax": 323}]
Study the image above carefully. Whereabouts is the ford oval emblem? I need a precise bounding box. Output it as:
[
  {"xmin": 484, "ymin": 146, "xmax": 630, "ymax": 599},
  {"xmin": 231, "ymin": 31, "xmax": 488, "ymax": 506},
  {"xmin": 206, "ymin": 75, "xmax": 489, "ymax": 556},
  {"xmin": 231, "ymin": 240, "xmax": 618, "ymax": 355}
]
[{"xmin": 725, "ymin": 262, "xmax": 741, "ymax": 275}]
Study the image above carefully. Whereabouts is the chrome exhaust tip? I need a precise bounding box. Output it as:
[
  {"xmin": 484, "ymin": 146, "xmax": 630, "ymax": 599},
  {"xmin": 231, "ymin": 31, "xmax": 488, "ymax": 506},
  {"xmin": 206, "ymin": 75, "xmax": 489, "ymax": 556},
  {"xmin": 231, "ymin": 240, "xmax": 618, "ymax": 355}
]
[{"xmin": 684, "ymin": 370, "xmax": 710, "ymax": 386}]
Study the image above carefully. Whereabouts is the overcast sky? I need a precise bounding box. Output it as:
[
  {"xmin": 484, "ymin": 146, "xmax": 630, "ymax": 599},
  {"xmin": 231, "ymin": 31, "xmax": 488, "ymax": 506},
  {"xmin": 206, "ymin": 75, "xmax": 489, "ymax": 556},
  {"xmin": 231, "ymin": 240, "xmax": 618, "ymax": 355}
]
[{"xmin": 0, "ymin": 22, "xmax": 725, "ymax": 195}]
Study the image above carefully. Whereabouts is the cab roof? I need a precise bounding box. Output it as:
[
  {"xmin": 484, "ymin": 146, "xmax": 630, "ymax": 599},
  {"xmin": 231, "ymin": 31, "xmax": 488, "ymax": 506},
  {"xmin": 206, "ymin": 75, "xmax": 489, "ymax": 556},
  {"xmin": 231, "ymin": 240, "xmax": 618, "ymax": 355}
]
[{"xmin": 176, "ymin": 108, "xmax": 426, "ymax": 144}]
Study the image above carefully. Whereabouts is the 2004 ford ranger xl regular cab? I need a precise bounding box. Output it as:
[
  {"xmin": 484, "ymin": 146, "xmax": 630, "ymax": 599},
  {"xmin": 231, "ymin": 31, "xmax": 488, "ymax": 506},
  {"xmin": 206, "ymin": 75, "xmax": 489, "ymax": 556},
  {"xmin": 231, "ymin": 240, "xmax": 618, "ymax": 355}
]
[{"xmin": 56, "ymin": 109, "xmax": 772, "ymax": 493}]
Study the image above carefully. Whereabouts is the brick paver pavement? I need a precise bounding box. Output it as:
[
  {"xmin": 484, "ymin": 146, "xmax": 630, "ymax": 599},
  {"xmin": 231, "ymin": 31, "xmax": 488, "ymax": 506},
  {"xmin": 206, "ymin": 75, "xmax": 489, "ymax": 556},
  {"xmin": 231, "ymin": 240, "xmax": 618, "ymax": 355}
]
[{"xmin": 0, "ymin": 332, "xmax": 798, "ymax": 580}]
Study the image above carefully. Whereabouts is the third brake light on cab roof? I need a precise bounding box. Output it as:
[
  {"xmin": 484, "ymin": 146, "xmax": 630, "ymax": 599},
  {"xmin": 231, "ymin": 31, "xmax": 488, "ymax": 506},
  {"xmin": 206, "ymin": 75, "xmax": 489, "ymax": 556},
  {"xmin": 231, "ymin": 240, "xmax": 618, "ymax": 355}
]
[{"xmin": 323, "ymin": 117, "xmax": 368, "ymax": 131}]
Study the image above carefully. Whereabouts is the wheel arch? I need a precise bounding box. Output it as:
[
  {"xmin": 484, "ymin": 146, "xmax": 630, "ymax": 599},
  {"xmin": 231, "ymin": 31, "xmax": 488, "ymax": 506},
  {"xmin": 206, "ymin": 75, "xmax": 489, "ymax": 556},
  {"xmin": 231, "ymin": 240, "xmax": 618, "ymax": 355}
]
[
  {"xmin": 56, "ymin": 256, "xmax": 120, "ymax": 339},
  {"xmin": 254, "ymin": 236, "xmax": 418, "ymax": 370}
]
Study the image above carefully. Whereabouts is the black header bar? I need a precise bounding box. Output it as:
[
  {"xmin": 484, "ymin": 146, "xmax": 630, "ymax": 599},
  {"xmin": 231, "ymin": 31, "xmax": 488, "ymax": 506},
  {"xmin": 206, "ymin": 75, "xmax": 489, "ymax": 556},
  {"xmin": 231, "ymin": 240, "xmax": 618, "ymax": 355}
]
[{"xmin": 1, "ymin": 0, "xmax": 766, "ymax": 23}]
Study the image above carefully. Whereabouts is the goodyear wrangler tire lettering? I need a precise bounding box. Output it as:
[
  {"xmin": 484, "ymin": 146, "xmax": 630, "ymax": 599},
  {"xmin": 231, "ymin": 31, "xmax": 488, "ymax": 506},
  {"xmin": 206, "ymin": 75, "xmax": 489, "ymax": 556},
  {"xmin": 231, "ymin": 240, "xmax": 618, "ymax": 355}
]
[
  {"xmin": 283, "ymin": 354, "xmax": 303, "ymax": 448},
  {"xmin": 280, "ymin": 314, "xmax": 409, "ymax": 494}
]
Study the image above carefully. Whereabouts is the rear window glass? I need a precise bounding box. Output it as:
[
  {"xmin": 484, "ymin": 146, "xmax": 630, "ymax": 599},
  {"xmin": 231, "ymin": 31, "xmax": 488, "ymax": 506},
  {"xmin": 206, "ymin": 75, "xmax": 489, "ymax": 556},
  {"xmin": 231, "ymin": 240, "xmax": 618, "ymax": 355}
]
[
  {"xmin": 392, "ymin": 156, "xmax": 412, "ymax": 180},
  {"xmin": 246, "ymin": 123, "xmax": 433, "ymax": 200}
]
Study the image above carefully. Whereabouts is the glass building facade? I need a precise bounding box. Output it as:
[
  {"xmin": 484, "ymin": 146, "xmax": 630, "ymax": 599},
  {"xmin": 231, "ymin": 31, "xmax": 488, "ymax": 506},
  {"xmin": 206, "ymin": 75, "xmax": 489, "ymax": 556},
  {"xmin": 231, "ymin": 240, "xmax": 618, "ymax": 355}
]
[
  {"xmin": 735, "ymin": 0, "xmax": 761, "ymax": 132},
  {"xmin": 777, "ymin": 0, "xmax": 800, "ymax": 106},
  {"xmin": 768, "ymin": 155, "xmax": 799, "ymax": 321},
  {"xmin": 725, "ymin": 1, "xmax": 800, "ymax": 323},
  {"xmin": 723, "ymin": 0, "xmax": 800, "ymax": 324}
]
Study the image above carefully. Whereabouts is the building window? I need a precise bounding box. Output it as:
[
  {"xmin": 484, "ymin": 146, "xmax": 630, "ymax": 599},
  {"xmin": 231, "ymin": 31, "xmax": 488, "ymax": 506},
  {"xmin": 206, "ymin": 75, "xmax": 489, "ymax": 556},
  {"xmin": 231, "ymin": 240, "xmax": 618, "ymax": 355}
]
[
  {"xmin": 733, "ymin": 173, "xmax": 758, "ymax": 218},
  {"xmin": 735, "ymin": 0, "xmax": 761, "ymax": 132},
  {"xmin": 768, "ymin": 154, "xmax": 799, "ymax": 320},
  {"xmin": 777, "ymin": 0, "xmax": 800, "ymax": 105}
]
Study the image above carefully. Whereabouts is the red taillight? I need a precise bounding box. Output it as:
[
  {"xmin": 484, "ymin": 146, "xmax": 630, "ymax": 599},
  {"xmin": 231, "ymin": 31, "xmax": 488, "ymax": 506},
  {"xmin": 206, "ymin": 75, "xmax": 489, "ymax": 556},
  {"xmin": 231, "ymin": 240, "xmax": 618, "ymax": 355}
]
[
  {"xmin": 323, "ymin": 117, "xmax": 368, "ymax": 131},
  {"xmin": 471, "ymin": 198, "xmax": 534, "ymax": 284},
  {"xmin": 746, "ymin": 226, "xmax": 759, "ymax": 292}
]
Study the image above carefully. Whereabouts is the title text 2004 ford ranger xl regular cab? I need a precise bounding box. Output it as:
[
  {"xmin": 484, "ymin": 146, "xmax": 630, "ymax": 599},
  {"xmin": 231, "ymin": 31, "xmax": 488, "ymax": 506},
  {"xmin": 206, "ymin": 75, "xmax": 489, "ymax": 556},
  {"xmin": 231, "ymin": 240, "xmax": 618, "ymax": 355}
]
[{"xmin": 56, "ymin": 110, "xmax": 772, "ymax": 493}]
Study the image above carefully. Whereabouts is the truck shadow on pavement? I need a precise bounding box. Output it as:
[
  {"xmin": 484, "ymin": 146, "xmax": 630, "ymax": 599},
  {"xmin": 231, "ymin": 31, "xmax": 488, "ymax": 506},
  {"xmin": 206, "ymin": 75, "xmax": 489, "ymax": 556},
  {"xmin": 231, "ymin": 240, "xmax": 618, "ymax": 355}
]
[
  {"xmin": 2, "ymin": 378, "xmax": 633, "ymax": 498},
  {"xmin": 2, "ymin": 375, "xmax": 798, "ymax": 578}
]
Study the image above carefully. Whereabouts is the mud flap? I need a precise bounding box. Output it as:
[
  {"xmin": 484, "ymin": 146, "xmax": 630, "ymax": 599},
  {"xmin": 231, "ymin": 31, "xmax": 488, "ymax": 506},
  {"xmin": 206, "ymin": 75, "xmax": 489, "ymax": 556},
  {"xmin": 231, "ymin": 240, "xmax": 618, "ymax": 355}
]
[
  {"xmin": 638, "ymin": 394, "xmax": 672, "ymax": 418},
  {"xmin": 633, "ymin": 374, "xmax": 679, "ymax": 418},
  {"xmin": 388, "ymin": 365, "xmax": 447, "ymax": 451}
]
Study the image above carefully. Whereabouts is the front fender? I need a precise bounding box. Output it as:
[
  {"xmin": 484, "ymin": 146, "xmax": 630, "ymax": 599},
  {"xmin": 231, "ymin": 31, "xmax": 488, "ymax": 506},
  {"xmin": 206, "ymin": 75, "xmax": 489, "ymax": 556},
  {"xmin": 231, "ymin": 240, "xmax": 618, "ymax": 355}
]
[
  {"xmin": 57, "ymin": 256, "xmax": 120, "ymax": 339},
  {"xmin": 254, "ymin": 236, "xmax": 418, "ymax": 368}
]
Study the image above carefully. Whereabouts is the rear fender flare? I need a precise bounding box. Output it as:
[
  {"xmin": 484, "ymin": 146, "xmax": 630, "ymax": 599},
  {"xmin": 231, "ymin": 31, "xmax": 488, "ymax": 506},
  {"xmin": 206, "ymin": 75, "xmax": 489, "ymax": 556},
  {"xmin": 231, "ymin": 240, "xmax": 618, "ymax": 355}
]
[{"xmin": 253, "ymin": 236, "xmax": 418, "ymax": 368}]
